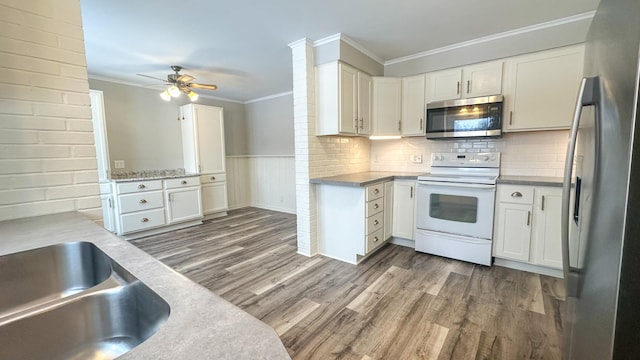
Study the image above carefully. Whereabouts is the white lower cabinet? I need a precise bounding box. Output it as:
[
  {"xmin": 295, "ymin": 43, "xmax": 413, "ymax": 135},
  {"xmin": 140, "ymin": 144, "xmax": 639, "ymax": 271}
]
[
  {"xmin": 317, "ymin": 181, "xmax": 391, "ymax": 264},
  {"xmin": 392, "ymin": 180, "xmax": 416, "ymax": 240},
  {"xmin": 112, "ymin": 176, "xmax": 203, "ymax": 239},
  {"xmin": 493, "ymin": 184, "xmax": 563, "ymax": 273},
  {"xmin": 100, "ymin": 194, "xmax": 115, "ymax": 232},
  {"xmin": 200, "ymin": 173, "xmax": 228, "ymax": 217}
]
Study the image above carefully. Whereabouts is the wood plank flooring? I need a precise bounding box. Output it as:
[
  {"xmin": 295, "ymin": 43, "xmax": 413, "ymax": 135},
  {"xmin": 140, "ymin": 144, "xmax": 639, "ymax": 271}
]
[{"xmin": 131, "ymin": 207, "xmax": 565, "ymax": 360}]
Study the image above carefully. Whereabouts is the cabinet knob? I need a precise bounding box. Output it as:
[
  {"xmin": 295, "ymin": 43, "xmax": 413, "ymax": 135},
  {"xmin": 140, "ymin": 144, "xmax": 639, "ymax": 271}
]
[
  {"xmin": 374, "ymin": 220, "xmax": 379, "ymax": 226},
  {"xmin": 374, "ymin": 203, "xmax": 379, "ymax": 209},
  {"xmin": 139, "ymin": 199, "xmax": 147, "ymax": 204},
  {"xmin": 181, "ymin": 180, "xmax": 188, "ymax": 185},
  {"xmin": 141, "ymin": 217, "xmax": 149, "ymax": 223},
  {"xmin": 511, "ymin": 191, "xmax": 523, "ymax": 198},
  {"xmin": 138, "ymin": 184, "xmax": 146, "ymax": 189},
  {"xmin": 211, "ymin": 176, "xmax": 216, "ymax": 180},
  {"xmin": 374, "ymin": 189, "xmax": 380, "ymax": 194},
  {"xmin": 374, "ymin": 236, "xmax": 379, "ymax": 242}
]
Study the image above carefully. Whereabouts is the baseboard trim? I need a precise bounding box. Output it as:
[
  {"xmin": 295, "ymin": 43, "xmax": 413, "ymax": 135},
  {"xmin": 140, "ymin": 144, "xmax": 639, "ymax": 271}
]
[
  {"xmin": 390, "ymin": 237, "xmax": 415, "ymax": 249},
  {"xmin": 493, "ymin": 258, "xmax": 563, "ymax": 278}
]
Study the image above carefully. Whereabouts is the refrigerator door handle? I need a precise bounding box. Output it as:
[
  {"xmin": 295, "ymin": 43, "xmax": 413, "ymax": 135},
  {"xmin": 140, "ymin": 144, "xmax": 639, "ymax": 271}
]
[{"xmin": 562, "ymin": 76, "xmax": 599, "ymax": 290}]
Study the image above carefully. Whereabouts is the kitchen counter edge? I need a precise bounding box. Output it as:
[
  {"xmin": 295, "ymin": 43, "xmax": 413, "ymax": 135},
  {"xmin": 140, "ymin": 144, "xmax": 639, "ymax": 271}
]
[
  {"xmin": 310, "ymin": 171, "xmax": 425, "ymax": 187},
  {"xmin": 0, "ymin": 212, "xmax": 291, "ymax": 360},
  {"xmin": 497, "ymin": 175, "xmax": 563, "ymax": 187}
]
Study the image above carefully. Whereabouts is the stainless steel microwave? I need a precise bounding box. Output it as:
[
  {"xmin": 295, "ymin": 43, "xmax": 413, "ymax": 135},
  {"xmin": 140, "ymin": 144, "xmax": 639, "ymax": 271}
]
[{"xmin": 425, "ymin": 95, "xmax": 503, "ymax": 140}]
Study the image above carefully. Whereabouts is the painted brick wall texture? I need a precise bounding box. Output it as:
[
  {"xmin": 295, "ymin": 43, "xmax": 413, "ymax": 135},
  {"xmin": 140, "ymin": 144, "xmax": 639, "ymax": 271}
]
[{"xmin": 0, "ymin": 0, "xmax": 100, "ymax": 221}]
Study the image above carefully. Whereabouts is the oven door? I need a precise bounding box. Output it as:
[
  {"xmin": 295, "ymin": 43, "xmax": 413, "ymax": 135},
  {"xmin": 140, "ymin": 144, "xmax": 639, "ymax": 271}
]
[{"xmin": 415, "ymin": 181, "xmax": 496, "ymax": 240}]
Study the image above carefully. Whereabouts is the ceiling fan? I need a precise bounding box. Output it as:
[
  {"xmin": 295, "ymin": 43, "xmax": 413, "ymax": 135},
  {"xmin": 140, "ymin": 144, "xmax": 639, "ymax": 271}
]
[{"xmin": 137, "ymin": 65, "xmax": 217, "ymax": 102}]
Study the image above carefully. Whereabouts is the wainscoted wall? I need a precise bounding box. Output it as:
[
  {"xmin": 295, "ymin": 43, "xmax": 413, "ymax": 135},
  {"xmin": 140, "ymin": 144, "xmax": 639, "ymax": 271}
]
[
  {"xmin": 370, "ymin": 130, "xmax": 569, "ymax": 177},
  {"xmin": 226, "ymin": 156, "xmax": 296, "ymax": 214}
]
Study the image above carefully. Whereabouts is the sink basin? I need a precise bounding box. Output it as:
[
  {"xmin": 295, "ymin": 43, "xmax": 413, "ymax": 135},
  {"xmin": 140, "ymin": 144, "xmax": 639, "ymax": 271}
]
[{"xmin": 0, "ymin": 242, "xmax": 170, "ymax": 360}]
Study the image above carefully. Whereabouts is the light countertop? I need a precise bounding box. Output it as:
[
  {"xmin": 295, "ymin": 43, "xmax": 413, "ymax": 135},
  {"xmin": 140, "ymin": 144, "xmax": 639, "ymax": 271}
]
[
  {"xmin": 0, "ymin": 212, "xmax": 291, "ymax": 360},
  {"xmin": 310, "ymin": 171, "xmax": 425, "ymax": 187},
  {"xmin": 497, "ymin": 175, "xmax": 563, "ymax": 187}
]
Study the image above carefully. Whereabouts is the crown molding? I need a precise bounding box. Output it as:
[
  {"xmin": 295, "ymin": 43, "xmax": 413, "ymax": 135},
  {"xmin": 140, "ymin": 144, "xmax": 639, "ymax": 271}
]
[
  {"xmin": 313, "ymin": 33, "xmax": 384, "ymax": 65},
  {"xmin": 288, "ymin": 38, "xmax": 313, "ymax": 48},
  {"xmin": 385, "ymin": 11, "xmax": 596, "ymax": 66},
  {"xmin": 244, "ymin": 91, "xmax": 293, "ymax": 104}
]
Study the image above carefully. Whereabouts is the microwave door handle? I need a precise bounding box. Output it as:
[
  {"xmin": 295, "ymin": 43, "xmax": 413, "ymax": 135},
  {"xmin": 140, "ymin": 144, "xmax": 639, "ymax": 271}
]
[{"xmin": 561, "ymin": 76, "xmax": 599, "ymax": 291}]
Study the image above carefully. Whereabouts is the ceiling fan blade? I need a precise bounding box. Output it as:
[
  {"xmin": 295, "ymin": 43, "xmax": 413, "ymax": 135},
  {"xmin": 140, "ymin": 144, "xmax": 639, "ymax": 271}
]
[
  {"xmin": 189, "ymin": 83, "xmax": 218, "ymax": 90},
  {"xmin": 136, "ymin": 73, "xmax": 167, "ymax": 82},
  {"xmin": 177, "ymin": 74, "xmax": 195, "ymax": 83}
]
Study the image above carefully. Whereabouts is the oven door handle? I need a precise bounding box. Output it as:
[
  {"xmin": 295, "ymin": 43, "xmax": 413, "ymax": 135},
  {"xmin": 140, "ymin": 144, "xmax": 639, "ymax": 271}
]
[{"xmin": 417, "ymin": 181, "xmax": 495, "ymax": 190}]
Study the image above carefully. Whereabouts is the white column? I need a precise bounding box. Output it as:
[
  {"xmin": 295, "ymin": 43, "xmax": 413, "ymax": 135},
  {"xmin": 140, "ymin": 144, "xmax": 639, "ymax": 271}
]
[{"xmin": 289, "ymin": 39, "xmax": 317, "ymax": 256}]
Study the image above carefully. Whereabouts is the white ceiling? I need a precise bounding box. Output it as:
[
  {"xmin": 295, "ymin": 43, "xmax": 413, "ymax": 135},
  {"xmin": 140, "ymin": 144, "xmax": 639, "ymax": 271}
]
[{"xmin": 80, "ymin": 0, "xmax": 600, "ymax": 102}]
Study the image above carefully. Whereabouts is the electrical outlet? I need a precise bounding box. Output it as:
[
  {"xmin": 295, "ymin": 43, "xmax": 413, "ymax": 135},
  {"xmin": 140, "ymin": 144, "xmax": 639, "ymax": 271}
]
[
  {"xmin": 114, "ymin": 160, "xmax": 125, "ymax": 169},
  {"xmin": 411, "ymin": 154, "xmax": 423, "ymax": 164}
]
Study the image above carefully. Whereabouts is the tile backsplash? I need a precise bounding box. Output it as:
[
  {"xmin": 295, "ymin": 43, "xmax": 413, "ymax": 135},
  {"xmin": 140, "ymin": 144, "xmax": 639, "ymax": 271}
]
[{"xmin": 370, "ymin": 130, "xmax": 569, "ymax": 177}]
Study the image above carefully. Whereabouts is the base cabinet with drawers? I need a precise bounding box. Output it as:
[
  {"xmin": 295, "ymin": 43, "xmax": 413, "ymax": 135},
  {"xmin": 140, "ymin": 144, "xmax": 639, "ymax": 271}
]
[
  {"xmin": 317, "ymin": 181, "xmax": 391, "ymax": 264},
  {"xmin": 111, "ymin": 176, "xmax": 203, "ymax": 239},
  {"xmin": 493, "ymin": 184, "xmax": 563, "ymax": 275},
  {"xmin": 200, "ymin": 173, "xmax": 228, "ymax": 217}
]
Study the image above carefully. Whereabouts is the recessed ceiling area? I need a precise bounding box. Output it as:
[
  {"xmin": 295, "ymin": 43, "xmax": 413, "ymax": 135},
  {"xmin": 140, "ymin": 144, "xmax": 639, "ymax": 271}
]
[{"xmin": 80, "ymin": 0, "xmax": 600, "ymax": 102}]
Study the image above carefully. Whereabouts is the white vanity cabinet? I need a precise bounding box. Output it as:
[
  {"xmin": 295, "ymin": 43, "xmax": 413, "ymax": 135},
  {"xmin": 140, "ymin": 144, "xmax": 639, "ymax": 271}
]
[
  {"xmin": 317, "ymin": 181, "xmax": 391, "ymax": 264},
  {"xmin": 316, "ymin": 61, "xmax": 373, "ymax": 136},
  {"xmin": 165, "ymin": 177, "xmax": 203, "ymax": 224},
  {"xmin": 180, "ymin": 104, "xmax": 228, "ymax": 217},
  {"xmin": 493, "ymin": 184, "xmax": 563, "ymax": 275},
  {"xmin": 426, "ymin": 60, "xmax": 503, "ymax": 102}
]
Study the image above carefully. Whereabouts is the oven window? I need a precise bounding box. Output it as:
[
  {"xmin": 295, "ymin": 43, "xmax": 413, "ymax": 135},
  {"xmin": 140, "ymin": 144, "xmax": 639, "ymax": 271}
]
[{"xmin": 429, "ymin": 194, "xmax": 478, "ymax": 223}]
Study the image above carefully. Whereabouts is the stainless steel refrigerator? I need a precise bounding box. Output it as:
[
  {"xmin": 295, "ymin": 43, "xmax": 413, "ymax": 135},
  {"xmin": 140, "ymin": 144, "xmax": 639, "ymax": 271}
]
[{"xmin": 562, "ymin": 0, "xmax": 640, "ymax": 358}]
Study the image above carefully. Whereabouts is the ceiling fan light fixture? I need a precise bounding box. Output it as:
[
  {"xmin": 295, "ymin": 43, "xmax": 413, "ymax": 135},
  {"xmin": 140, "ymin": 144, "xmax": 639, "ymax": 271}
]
[
  {"xmin": 187, "ymin": 90, "xmax": 199, "ymax": 102},
  {"xmin": 160, "ymin": 90, "xmax": 171, "ymax": 101},
  {"xmin": 168, "ymin": 85, "xmax": 181, "ymax": 97}
]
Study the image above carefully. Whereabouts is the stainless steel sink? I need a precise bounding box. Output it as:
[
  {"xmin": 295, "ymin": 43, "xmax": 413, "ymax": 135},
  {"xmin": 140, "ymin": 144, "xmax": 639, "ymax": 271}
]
[{"xmin": 0, "ymin": 242, "xmax": 170, "ymax": 360}]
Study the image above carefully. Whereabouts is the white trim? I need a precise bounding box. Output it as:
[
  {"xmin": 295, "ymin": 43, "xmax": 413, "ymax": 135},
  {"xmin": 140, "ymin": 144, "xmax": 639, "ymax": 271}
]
[
  {"xmin": 244, "ymin": 91, "xmax": 293, "ymax": 104},
  {"xmin": 88, "ymin": 74, "xmax": 245, "ymax": 104},
  {"xmin": 288, "ymin": 38, "xmax": 313, "ymax": 49},
  {"xmin": 493, "ymin": 258, "xmax": 564, "ymax": 278},
  {"xmin": 390, "ymin": 237, "xmax": 415, "ymax": 249},
  {"xmin": 226, "ymin": 155, "xmax": 295, "ymax": 158},
  {"xmin": 313, "ymin": 33, "xmax": 384, "ymax": 65},
  {"xmin": 385, "ymin": 11, "xmax": 596, "ymax": 66}
]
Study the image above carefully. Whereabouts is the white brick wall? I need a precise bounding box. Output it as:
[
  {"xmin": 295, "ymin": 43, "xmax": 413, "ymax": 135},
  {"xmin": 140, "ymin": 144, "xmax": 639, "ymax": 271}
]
[
  {"xmin": 0, "ymin": 0, "xmax": 100, "ymax": 222},
  {"xmin": 370, "ymin": 130, "xmax": 569, "ymax": 177}
]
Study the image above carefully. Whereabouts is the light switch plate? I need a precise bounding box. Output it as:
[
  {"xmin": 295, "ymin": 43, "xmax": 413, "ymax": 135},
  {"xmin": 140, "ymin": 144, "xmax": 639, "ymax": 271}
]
[{"xmin": 114, "ymin": 160, "xmax": 125, "ymax": 169}]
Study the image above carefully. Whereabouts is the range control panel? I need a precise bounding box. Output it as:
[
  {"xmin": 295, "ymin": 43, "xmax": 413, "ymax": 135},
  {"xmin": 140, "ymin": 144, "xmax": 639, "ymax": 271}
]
[{"xmin": 431, "ymin": 152, "xmax": 501, "ymax": 168}]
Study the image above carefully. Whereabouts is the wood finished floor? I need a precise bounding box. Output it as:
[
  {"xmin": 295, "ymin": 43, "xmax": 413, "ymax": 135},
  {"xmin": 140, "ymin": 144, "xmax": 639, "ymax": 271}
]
[{"xmin": 131, "ymin": 207, "xmax": 566, "ymax": 360}]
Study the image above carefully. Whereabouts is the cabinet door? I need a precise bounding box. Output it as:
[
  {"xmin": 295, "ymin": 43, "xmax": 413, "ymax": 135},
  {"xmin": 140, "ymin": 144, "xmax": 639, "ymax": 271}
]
[
  {"xmin": 166, "ymin": 187, "xmax": 203, "ymax": 224},
  {"xmin": 392, "ymin": 180, "xmax": 415, "ymax": 239},
  {"xmin": 100, "ymin": 194, "xmax": 115, "ymax": 232},
  {"xmin": 339, "ymin": 63, "xmax": 358, "ymax": 134},
  {"xmin": 202, "ymin": 182, "xmax": 228, "ymax": 215},
  {"xmin": 426, "ymin": 68, "xmax": 462, "ymax": 102},
  {"xmin": 357, "ymin": 72, "xmax": 373, "ymax": 135},
  {"xmin": 504, "ymin": 45, "xmax": 584, "ymax": 131},
  {"xmin": 531, "ymin": 187, "xmax": 563, "ymax": 269},
  {"xmin": 494, "ymin": 203, "xmax": 532, "ymax": 261},
  {"xmin": 194, "ymin": 106, "xmax": 226, "ymax": 173},
  {"xmin": 372, "ymin": 77, "xmax": 402, "ymax": 136},
  {"xmin": 89, "ymin": 90, "xmax": 110, "ymax": 181},
  {"xmin": 401, "ymin": 75, "xmax": 426, "ymax": 136},
  {"xmin": 462, "ymin": 61, "xmax": 503, "ymax": 98},
  {"xmin": 383, "ymin": 181, "xmax": 393, "ymax": 240}
]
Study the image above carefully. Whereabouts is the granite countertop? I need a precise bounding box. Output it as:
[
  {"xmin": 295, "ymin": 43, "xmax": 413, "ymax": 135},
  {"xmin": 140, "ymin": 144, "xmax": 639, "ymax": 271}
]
[
  {"xmin": 310, "ymin": 171, "xmax": 426, "ymax": 187},
  {"xmin": 0, "ymin": 213, "xmax": 291, "ymax": 360},
  {"xmin": 498, "ymin": 175, "xmax": 563, "ymax": 187},
  {"xmin": 111, "ymin": 174, "xmax": 200, "ymax": 183}
]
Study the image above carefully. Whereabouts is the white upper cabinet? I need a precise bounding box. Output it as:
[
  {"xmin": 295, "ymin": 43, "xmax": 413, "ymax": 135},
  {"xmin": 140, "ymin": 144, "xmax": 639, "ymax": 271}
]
[
  {"xmin": 372, "ymin": 77, "xmax": 402, "ymax": 136},
  {"xmin": 426, "ymin": 60, "xmax": 503, "ymax": 102},
  {"xmin": 401, "ymin": 74, "xmax": 426, "ymax": 136},
  {"xmin": 180, "ymin": 104, "xmax": 226, "ymax": 174},
  {"xmin": 503, "ymin": 44, "xmax": 584, "ymax": 132},
  {"xmin": 316, "ymin": 62, "xmax": 373, "ymax": 136}
]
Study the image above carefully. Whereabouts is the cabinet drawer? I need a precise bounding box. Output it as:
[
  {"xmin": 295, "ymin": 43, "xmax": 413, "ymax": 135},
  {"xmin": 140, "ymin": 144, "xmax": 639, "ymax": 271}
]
[
  {"xmin": 366, "ymin": 228, "xmax": 385, "ymax": 254},
  {"xmin": 118, "ymin": 191, "xmax": 164, "ymax": 214},
  {"xmin": 365, "ymin": 183, "xmax": 384, "ymax": 201},
  {"xmin": 116, "ymin": 180, "xmax": 162, "ymax": 194},
  {"xmin": 366, "ymin": 197, "xmax": 384, "ymax": 217},
  {"xmin": 366, "ymin": 211, "xmax": 384, "ymax": 235},
  {"xmin": 498, "ymin": 185, "xmax": 534, "ymax": 204},
  {"xmin": 200, "ymin": 173, "xmax": 226, "ymax": 184},
  {"xmin": 120, "ymin": 208, "xmax": 166, "ymax": 234},
  {"xmin": 165, "ymin": 177, "xmax": 201, "ymax": 189}
]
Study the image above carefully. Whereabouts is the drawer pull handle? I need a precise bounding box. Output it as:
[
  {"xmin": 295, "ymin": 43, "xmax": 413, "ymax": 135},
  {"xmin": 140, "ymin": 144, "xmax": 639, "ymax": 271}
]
[
  {"xmin": 374, "ymin": 189, "xmax": 380, "ymax": 194},
  {"xmin": 374, "ymin": 236, "xmax": 379, "ymax": 242},
  {"xmin": 181, "ymin": 180, "xmax": 188, "ymax": 185},
  {"xmin": 141, "ymin": 218, "xmax": 149, "ymax": 223},
  {"xmin": 541, "ymin": 195, "xmax": 545, "ymax": 211},
  {"xmin": 511, "ymin": 191, "xmax": 523, "ymax": 198},
  {"xmin": 138, "ymin": 184, "xmax": 146, "ymax": 189},
  {"xmin": 211, "ymin": 176, "xmax": 216, "ymax": 180},
  {"xmin": 374, "ymin": 203, "xmax": 379, "ymax": 209},
  {"xmin": 139, "ymin": 199, "xmax": 147, "ymax": 204},
  {"xmin": 374, "ymin": 220, "xmax": 379, "ymax": 226}
]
